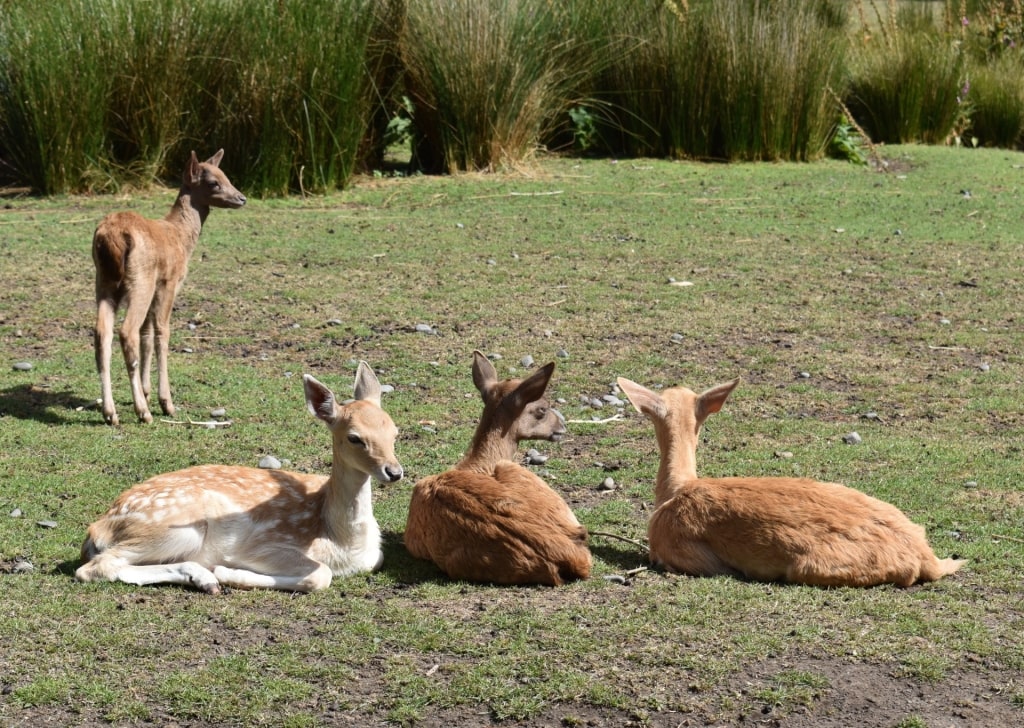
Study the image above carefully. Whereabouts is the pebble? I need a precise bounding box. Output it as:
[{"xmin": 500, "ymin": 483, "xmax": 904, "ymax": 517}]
[
  {"xmin": 842, "ymin": 432, "xmax": 862, "ymax": 445},
  {"xmin": 380, "ymin": 384, "xmax": 395, "ymax": 394},
  {"xmin": 36, "ymin": 520, "xmax": 58, "ymax": 529},
  {"xmin": 12, "ymin": 362, "xmax": 32, "ymax": 371},
  {"xmin": 258, "ymin": 455, "xmax": 282, "ymax": 469},
  {"xmin": 487, "ymin": 352, "xmax": 503, "ymax": 361},
  {"xmin": 326, "ymin": 318, "xmax": 343, "ymax": 326},
  {"xmin": 556, "ymin": 398, "xmax": 567, "ymax": 405},
  {"xmin": 979, "ymin": 363, "xmax": 990, "ymax": 372},
  {"xmin": 603, "ymin": 574, "xmax": 627, "ymax": 585},
  {"xmin": 598, "ymin": 477, "xmax": 617, "ymax": 491},
  {"xmin": 670, "ymin": 333, "xmax": 684, "ymax": 344},
  {"xmin": 602, "ymin": 394, "xmax": 624, "ymax": 406},
  {"xmin": 210, "ymin": 407, "xmax": 227, "ymax": 419},
  {"xmin": 589, "ymin": 398, "xmax": 605, "ymax": 409},
  {"xmin": 486, "ymin": 258, "xmax": 497, "ymax": 266},
  {"xmin": 525, "ymin": 449, "xmax": 548, "ymax": 465},
  {"xmin": 13, "ymin": 560, "xmax": 34, "ymax": 574},
  {"xmin": 414, "ymin": 323, "xmax": 434, "ymax": 334},
  {"xmin": 939, "ymin": 318, "xmax": 951, "ymax": 325},
  {"xmin": 520, "ymin": 355, "xmax": 534, "ymax": 368},
  {"xmin": 9, "ymin": 508, "xmax": 22, "ymax": 518},
  {"xmin": 863, "ymin": 412, "xmax": 881, "ymax": 421},
  {"xmin": 556, "ymin": 349, "xmax": 569, "ymax": 359},
  {"xmin": 964, "ymin": 480, "xmax": 978, "ymax": 489},
  {"xmin": 774, "ymin": 451, "xmax": 794, "ymax": 459},
  {"xmin": 798, "ymin": 371, "xmax": 811, "ymax": 379}
]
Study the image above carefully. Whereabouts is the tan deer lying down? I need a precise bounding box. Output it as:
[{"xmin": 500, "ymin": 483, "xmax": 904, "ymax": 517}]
[
  {"xmin": 617, "ymin": 376, "xmax": 965, "ymax": 588},
  {"xmin": 76, "ymin": 363, "xmax": 403, "ymax": 593},
  {"xmin": 404, "ymin": 352, "xmax": 591, "ymax": 585},
  {"xmin": 93, "ymin": 149, "xmax": 246, "ymax": 425}
]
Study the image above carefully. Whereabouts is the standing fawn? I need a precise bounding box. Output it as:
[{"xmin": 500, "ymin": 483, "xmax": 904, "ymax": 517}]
[
  {"xmin": 93, "ymin": 149, "xmax": 247, "ymax": 425},
  {"xmin": 617, "ymin": 376, "xmax": 965, "ymax": 588},
  {"xmin": 404, "ymin": 351, "xmax": 591, "ymax": 585},
  {"xmin": 76, "ymin": 362, "xmax": 403, "ymax": 593}
]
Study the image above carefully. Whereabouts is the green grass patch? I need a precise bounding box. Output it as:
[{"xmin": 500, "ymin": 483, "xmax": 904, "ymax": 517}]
[{"xmin": 2, "ymin": 147, "xmax": 1023, "ymax": 725}]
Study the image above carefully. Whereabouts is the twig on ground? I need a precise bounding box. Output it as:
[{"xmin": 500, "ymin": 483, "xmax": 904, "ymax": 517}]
[
  {"xmin": 565, "ymin": 414, "xmax": 623, "ymax": 425},
  {"xmin": 161, "ymin": 418, "xmax": 233, "ymax": 428},
  {"xmin": 993, "ymin": 534, "xmax": 1024, "ymax": 545},
  {"xmin": 590, "ymin": 530, "xmax": 650, "ymax": 553}
]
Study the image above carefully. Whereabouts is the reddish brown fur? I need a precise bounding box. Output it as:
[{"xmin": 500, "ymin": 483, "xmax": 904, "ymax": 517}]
[
  {"xmin": 93, "ymin": 149, "xmax": 246, "ymax": 425},
  {"xmin": 618, "ymin": 376, "xmax": 965, "ymax": 588},
  {"xmin": 404, "ymin": 352, "xmax": 591, "ymax": 585}
]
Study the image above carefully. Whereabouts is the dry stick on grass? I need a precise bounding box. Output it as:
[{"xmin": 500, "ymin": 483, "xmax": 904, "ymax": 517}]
[
  {"xmin": 590, "ymin": 530, "xmax": 650, "ymax": 553},
  {"xmin": 993, "ymin": 534, "xmax": 1024, "ymax": 545},
  {"xmin": 160, "ymin": 418, "xmax": 233, "ymax": 428},
  {"xmin": 565, "ymin": 414, "xmax": 623, "ymax": 424}
]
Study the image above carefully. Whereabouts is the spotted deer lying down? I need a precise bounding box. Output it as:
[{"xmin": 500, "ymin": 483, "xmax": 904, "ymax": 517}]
[
  {"xmin": 617, "ymin": 376, "xmax": 965, "ymax": 588},
  {"xmin": 76, "ymin": 363, "xmax": 403, "ymax": 593},
  {"xmin": 404, "ymin": 352, "xmax": 591, "ymax": 585}
]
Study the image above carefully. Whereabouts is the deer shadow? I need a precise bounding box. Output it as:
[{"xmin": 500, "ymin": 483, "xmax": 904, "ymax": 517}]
[{"xmin": 0, "ymin": 383, "xmax": 97, "ymax": 425}]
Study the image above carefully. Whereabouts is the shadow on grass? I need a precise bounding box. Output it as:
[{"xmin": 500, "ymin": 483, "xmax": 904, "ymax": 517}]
[{"xmin": 0, "ymin": 383, "xmax": 96, "ymax": 424}]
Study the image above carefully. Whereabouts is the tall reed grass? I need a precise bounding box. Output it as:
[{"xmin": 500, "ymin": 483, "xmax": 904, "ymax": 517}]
[
  {"xmin": 965, "ymin": 56, "xmax": 1024, "ymax": 147},
  {"xmin": 846, "ymin": 3, "xmax": 966, "ymax": 146},
  {"xmin": 0, "ymin": 0, "xmax": 377, "ymax": 195},
  {"xmin": 585, "ymin": 0, "xmax": 847, "ymax": 161},
  {"xmin": 398, "ymin": 0, "xmax": 606, "ymax": 173}
]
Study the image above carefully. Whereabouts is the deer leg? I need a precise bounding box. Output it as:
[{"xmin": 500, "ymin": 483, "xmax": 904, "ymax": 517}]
[
  {"xmin": 119, "ymin": 284, "xmax": 157, "ymax": 424},
  {"xmin": 77, "ymin": 555, "xmax": 221, "ymax": 594},
  {"xmin": 139, "ymin": 312, "xmax": 155, "ymax": 400},
  {"xmin": 213, "ymin": 551, "xmax": 333, "ymax": 593},
  {"xmin": 152, "ymin": 289, "xmax": 177, "ymax": 417},
  {"xmin": 95, "ymin": 296, "xmax": 119, "ymax": 426}
]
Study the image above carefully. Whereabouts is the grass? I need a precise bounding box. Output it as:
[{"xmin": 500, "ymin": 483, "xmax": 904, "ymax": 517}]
[{"xmin": 2, "ymin": 146, "xmax": 1024, "ymax": 725}]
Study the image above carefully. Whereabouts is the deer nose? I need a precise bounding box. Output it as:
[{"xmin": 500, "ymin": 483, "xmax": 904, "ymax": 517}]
[{"xmin": 385, "ymin": 465, "xmax": 404, "ymax": 482}]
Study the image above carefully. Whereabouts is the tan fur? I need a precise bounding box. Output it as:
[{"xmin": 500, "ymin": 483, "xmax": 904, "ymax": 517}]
[
  {"xmin": 404, "ymin": 351, "xmax": 591, "ymax": 585},
  {"xmin": 93, "ymin": 149, "xmax": 246, "ymax": 425},
  {"xmin": 617, "ymin": 376, "xmax": 965, "ymax": 588},
  {"xmin": 76, "ymin": 363, "xmax": 403, "ymax": 593}
]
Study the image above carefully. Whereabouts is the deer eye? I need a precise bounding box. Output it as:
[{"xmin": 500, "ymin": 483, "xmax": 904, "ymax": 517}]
[
  {"xmin": 211, "ymin": 182, "xmax": 221, "ymax": 190},
  {"xmin": 347, "ymin": 433, "xmax": 365, "ymax": 446}
]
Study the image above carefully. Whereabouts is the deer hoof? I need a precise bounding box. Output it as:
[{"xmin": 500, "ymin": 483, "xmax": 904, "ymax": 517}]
[{"xmin": 139, "ymin": 411, "xmax": 154, "ymax": 424}]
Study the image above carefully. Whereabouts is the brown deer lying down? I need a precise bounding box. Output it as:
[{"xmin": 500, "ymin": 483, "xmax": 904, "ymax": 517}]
[
  {"xmin": 93, "ymin": 149, "xmax": 246, "ymax": 425},
  {"xmin": 76, "ymin": 363, "xmax": 403, "ymax": 593},
  {"xmin": 616, "ymin": 376, "xmax": 965, "ymax": 588},
  {"xmin": 404, "ymin": 352, "xmax": 591, "ymax": 585}
]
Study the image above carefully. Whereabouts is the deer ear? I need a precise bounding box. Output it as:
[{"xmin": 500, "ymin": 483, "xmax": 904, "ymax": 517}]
[
  {"xmin": 510, "ymin": 361, "xmax": 555, "ymax": 408},
  {"xmin": 617, "ymin": 377, "xmax": 667, "ymax": 420},
  {"xmin": 471, "ymin": 350, "xmax": 498, "ymax": 399},
  {"xmin": 205, "ymin": 149, "xmax": 225, "ymax": 168},
  {"xmin": 697, "ymin": 378, "xmax": 739, "ymax": 420},
  {"xmin": 304, "ymin": 374, "xmax": 338, "ymax": 425},
  {"xmin": 184, "ymin": 151, "xmax": 201, "ymax": 186},
  {"xmin": 353, "ymin": 361, "xmax": 382, "ymax": 405}
]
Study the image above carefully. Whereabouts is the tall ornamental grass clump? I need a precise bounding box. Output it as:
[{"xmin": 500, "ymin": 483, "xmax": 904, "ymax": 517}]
[
  {"xmin": 182, "ymin": 0, "xmax": 378, "ymax": 196},
  {"xmin": 846, "ymin": 4, "xmax": 966, "ymax": 145},
  {"xmin": 585, "ymin": 0, "xmax": 847, "ymax": 161},
  {"xmin": 0, "ymin": 0, "xmax": 377, "ymax": 195},
  {"xmin": 0, "ymin": 1, "xmax": 115, "ymax": 192},
  {"xmin": 398, "ymin": 0, "xmax": 603, "ymax": 173},
  {"xmin": 966, "ymin": 56, "xmax": 1024, "ymax": 147}
]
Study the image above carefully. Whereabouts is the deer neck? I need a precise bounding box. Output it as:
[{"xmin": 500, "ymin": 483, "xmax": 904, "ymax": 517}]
[
  {"xmin": 166, "ymin": 189, "xmax": 210, "ymax": 252},
  {"xmin": 653, "ymin": 421, "xmax": 700, "ymax": 507},
  {"xmin": 321, "ymin": 462, "xmax": 375, "ymax": 539},
  {"xmin": 456, "ymin": 426, "xmax": 519, "ymax": 472}
]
